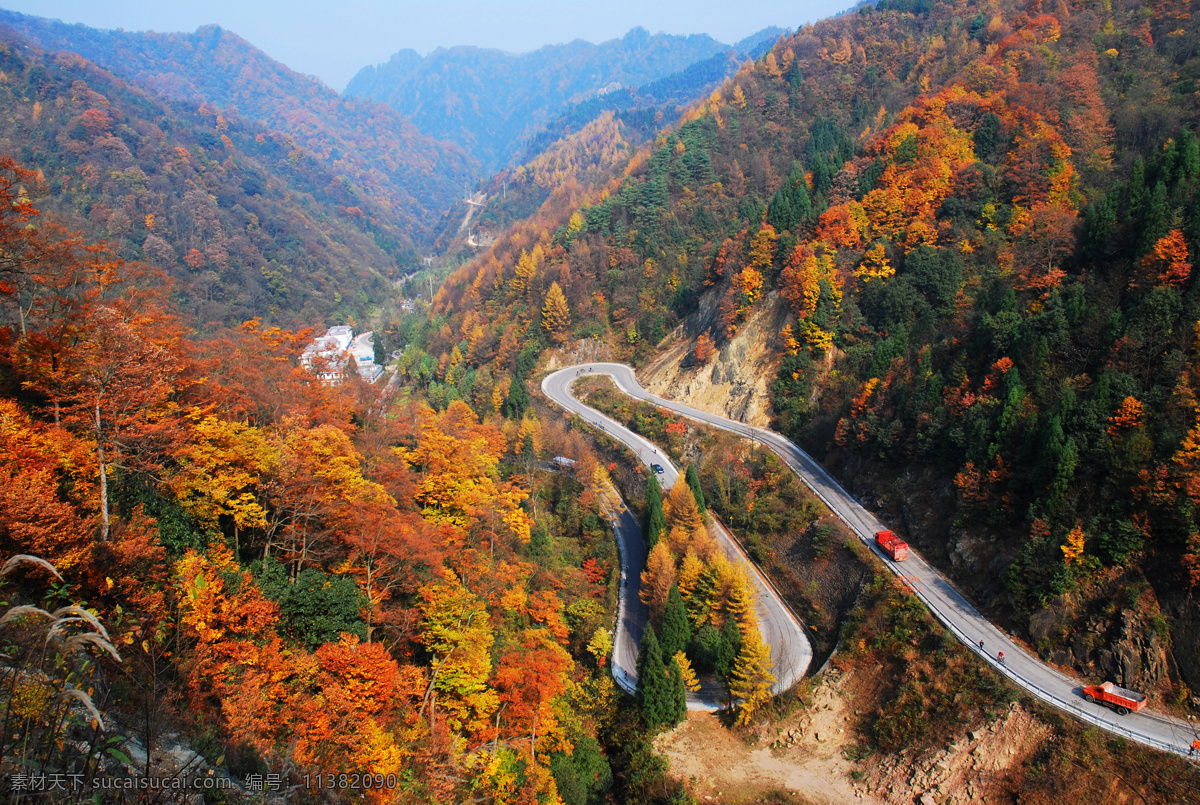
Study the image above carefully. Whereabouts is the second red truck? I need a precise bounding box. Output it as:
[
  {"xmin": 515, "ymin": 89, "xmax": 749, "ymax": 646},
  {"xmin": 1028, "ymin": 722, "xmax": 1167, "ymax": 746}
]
[{"xmin": 874, "ymin": 530, "xmax": 909, "ymax": 561}]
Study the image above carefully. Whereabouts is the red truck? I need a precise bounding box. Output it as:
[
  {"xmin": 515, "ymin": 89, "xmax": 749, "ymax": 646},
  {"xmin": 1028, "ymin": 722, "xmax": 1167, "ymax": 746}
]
[
  {"xmin": 875, "ymin": 530, "xmax": 909, "ymax": 561},
  {"xmin": 1082, "ymin": 682, "xmax": 1147, "ymax": 715}
]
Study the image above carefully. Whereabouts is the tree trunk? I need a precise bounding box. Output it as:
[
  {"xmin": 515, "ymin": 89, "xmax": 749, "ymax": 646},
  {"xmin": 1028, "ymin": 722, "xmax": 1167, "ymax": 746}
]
[
  {"xmin": 492, "ymin": 703, "xmax": 506, "ymax": 755},
  {"xmin": 97, "ymin": 403, "xmax": 110, "ymax": 542},
  {"xmin": 364, "ymin": 564, "xmax": 374, "ymax": 644}
]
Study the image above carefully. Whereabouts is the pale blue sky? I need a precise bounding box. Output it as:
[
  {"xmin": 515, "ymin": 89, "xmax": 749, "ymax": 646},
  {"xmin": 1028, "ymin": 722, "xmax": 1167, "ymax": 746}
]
[{"xmin": 0, "ymin": 0, "xmax": 856, "ymax": 90}]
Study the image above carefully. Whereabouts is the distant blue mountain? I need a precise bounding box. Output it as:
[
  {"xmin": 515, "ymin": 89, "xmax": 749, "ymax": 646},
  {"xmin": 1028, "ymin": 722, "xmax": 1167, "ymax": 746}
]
[{"xmin": 345, "ymin": 26, "xmax": 788, "ymax": 174}]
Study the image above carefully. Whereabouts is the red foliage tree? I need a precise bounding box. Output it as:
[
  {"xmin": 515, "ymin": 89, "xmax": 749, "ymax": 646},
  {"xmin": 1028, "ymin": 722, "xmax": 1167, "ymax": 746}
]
[{"xmin": 494, "ymin": 629, "xmax": 573, "ymax": 758}]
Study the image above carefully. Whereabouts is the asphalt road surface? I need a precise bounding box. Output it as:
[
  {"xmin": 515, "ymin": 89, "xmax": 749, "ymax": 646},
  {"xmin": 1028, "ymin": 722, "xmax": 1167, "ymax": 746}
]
[
  {"xmin": 543, "ymin": 366, "xmax": 814, "ymax": 711},
  {"xmin": 543, "ymin": 362, "xmax": 1200, "ymax": 758}
]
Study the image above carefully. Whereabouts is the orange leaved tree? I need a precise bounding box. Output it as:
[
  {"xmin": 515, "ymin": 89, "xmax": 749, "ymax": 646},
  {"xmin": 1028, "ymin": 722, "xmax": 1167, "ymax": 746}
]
[{"xmin": 494, "ymin": 628, "xmax": 573, "ymax": 759}]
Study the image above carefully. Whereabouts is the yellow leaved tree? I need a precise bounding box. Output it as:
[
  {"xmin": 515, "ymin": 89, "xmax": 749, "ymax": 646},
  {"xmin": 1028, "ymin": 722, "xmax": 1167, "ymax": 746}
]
[
  {"xmin": 170, "ymin": 412, "xmax": 278, "ymax": 550},
  {"xmin": 541, "ymin": 281, "xmax": 572, "ymax": 344},
  {"xmin": 417, "ymin": 570, "xmax": 499, "ymax": 737},
  {"xmin": 396, "ymin": 401, "xmax": 531, "ymax": 544},
  {"xmin": 730, "ymin": 624, "xmax": 775, "ymax": 725},
  {"xmin": 1062, "ymin": 523, "xmax": 1086, "ymax": 566}
]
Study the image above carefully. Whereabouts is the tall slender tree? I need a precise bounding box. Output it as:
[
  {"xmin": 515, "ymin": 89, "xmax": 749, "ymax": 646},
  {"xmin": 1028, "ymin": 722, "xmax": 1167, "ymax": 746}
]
[
  {"xmin": 644, "ymin": 475, "xmax": 665, "ymax": 550},
  {"xmin": 540, "ymin": 281, "xmax": 572, "ymax": 343},
  {"xmin": 715, "ymin": 616, "xmax": 742, "ymax": 696},
  {"xmin": 730, "ymin": 625, "xmax": 776, "ymax": 725},
  {"xmin": 505, "ymin": 372, "xmax": 529, "ymax": 420},
  {"xmin": 665, "ymin": 481, "xmax": 702, "ymax": 535},
  {"xmin": 639, "ymin": 542, "xmax": 676, "ymax": 622},
  {"xmin": 660, "ymin": 584, "xmax": 691, "ymax": 658},
  {"xmin": 674, "ymin": 651, "xmax": 701, "ymax": 692},
  {"xmin": 636, "ymin": 627, "xmax": 672, "ymax": 729},
  {"xmin": 667, "ymin": 654, "xmax": 688, "ymax": 725},
  {"xmin": 684, "ymin": 463, "xmax": 706, "ymax": 514}
]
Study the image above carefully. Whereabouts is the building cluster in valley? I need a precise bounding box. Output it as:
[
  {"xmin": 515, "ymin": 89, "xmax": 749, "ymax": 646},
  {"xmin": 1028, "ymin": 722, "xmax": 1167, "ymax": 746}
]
[{"xmin": 299, "ymin": 325, "xmax": 383, "ymax": 384}]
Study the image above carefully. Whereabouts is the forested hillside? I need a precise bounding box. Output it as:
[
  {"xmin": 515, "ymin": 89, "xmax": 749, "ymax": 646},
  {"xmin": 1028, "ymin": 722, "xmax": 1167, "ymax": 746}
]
[
  {"xmin": 345, "ymin": 27, "xmax": 783, "ymax": 173},
  {"xmin": 0, "ymin": 9, "xmax": 477, "ymax": 239},
  {"xmin": 420, "ymin": 0, "xmax": 1200, "ymax": 704},
  {"xmin": 0, "ymin": 29, "xmax": 415, "ymax": 328},
  {"xmin": 7, "ymin": 0, "xmax": 1200, "ymax": 800},
  {"xmin": 0, "ymin": 150, "xmax": 667, "ymax": 801}
]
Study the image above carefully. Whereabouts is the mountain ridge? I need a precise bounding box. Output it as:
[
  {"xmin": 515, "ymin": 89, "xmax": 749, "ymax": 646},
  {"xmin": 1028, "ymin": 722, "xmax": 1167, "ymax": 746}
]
[
  {"xmin": 0, "ymin": 25, "xmax": 411, "ymax": 328},
  {"xmin": 0, "ymin": 8, "xmax": 478, "ymax": 241},
  {"xmin": 345, "ymin": 26, "xmax": 786, "ymax": 173}
]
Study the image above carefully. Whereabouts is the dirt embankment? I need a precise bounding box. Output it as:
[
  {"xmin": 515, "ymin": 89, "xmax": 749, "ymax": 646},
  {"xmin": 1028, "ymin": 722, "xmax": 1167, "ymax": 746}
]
[
  {"xmin": 655, "ymin": 667, "xmax": 1061, "ymax": 805},
  {"xmin": 655, "ymin": 672, "xmax": 878, "ymax": 805},
  {"xmin": 860, "ymin": 702, "xmax": 1052, "ymax": 805}
]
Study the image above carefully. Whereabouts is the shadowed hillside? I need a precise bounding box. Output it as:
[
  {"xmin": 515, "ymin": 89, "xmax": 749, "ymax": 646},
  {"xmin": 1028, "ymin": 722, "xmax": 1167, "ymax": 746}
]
[
  {"xmin": 0, "ymin": 29, "xmax": 406, "ymax": 328},
  {"xmin": 0, "ymin": 9, "xmax": 478, "ymax": 240}
]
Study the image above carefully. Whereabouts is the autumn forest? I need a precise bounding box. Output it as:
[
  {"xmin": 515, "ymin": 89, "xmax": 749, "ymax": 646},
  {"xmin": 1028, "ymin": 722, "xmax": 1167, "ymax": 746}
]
[{"xmin": 4, "ymin": 0, "xmax": 1200, "ymax": 802}]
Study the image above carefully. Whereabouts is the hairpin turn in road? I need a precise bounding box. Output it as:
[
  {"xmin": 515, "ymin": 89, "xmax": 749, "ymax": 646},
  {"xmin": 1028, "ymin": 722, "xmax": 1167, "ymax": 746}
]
[
  {"xmin": 542, "ymin": 365, "xmax": 812, "ymax": 711},
  {"xmin": 542, "ymin": 362, "xmax": 1200, "ymax": 757}
]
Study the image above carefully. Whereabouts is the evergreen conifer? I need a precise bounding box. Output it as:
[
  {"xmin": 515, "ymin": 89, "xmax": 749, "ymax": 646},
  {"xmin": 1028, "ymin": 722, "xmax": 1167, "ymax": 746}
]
[
  {"xmin": 505, "ymin": 373, "xmax": 529, "ymax": 420},
  {"xmin": 645, "ymin": 475, "xmax": 665, "ymax": 550},
  {"xmin": 715, "ymin": 616, "xmax": 743, "ymax": 693},
  {"xmin": 637, "ymin": 628, "xmax": 672, "ymax": 728},
  {"xmin": 661, "ymin": 584, "xmax": 691, "ymax": 658},
  {"xmin": 667, "ymin": 654, "xmax": 688, "ymax": 725},
  {"xmin": 689, "ymin": 624, "xmax": 722, "ymax": 673}
]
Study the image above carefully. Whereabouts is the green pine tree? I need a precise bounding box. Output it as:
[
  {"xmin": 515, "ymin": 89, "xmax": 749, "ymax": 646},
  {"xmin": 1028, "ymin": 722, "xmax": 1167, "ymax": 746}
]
[
  {"xmin": 645, "ymin": 475, "xmax": 665, "ymax": 551},
  {"xmin": 660, "ymin": 585, "xmax": 692, "ymax": 658},
  {"xmin": 1139, "ymin": 180, "xmax": 1169, "ymax": 254},
  {"xmin": 1126, "ymin": 157, "xmax": 1147, "ymax": 224},
  {"xmin": 667, "ymin": 654, "xmax": 688, "ymax": 725},
  {"xmin": 529, "ymin": 523, "xmax": 551, "ymax": 557},
  {"xmin": 767, "ymin": 161, "xmax": 812, "ymax": 232},
  {"xmin": 715, "ymin": 616, "xmax": 743, "ymax": 694},
  {"xmin": 637, "ymin": 627, "xmax": 672, "ymax": 729},
  {"xmin": 1178, "ymin": 129, "xmax": 1200, "ymax": 185},
  {"xmin": 689, "ymin": 624, "xmax": 723, "ymax": 673},
  {"xmin": 684, "ymin": 463, "xmax": 706, "ymax": 514},
  {"xmin": 373, "ymin": 333, "xmax": 387, "ymax": 366},
  {"xmin": 636, "ymin": 624, "xmax": 661, "ymax": 683},
  {"xmin": 1082, "ymin": 188, "xmax": 1117, "ymax": 260},
  {"xmin": 766, "ymin": 192, "xmax": 792, "ymax": 234},
  {"xmin": 505, "ymin": 373, "xmax": 529, "ymax": 420}
]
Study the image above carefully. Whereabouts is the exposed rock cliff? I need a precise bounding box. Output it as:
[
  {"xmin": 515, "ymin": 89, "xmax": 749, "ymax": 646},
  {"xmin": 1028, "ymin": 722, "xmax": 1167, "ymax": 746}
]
[{"xmin": 639, "ymin": 288, "xmax": 788, "ymax": 427}]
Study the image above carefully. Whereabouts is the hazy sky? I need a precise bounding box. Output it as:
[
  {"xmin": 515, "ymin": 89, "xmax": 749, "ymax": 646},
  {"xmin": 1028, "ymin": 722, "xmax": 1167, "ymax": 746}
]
[{"xmin": 1, "ymin": 0, "xmax": 856, "ymax": 90}]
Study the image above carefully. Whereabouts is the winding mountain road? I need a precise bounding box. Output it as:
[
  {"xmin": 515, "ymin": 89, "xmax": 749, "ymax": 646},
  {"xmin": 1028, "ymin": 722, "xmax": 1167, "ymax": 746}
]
[
  {"xmin": 542, "ymin": 366, "xmax": 813, "ymax": 711},
  {"xmin": 543, "ymin": 362, "xmax": 1200, "ymax": 758}
]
